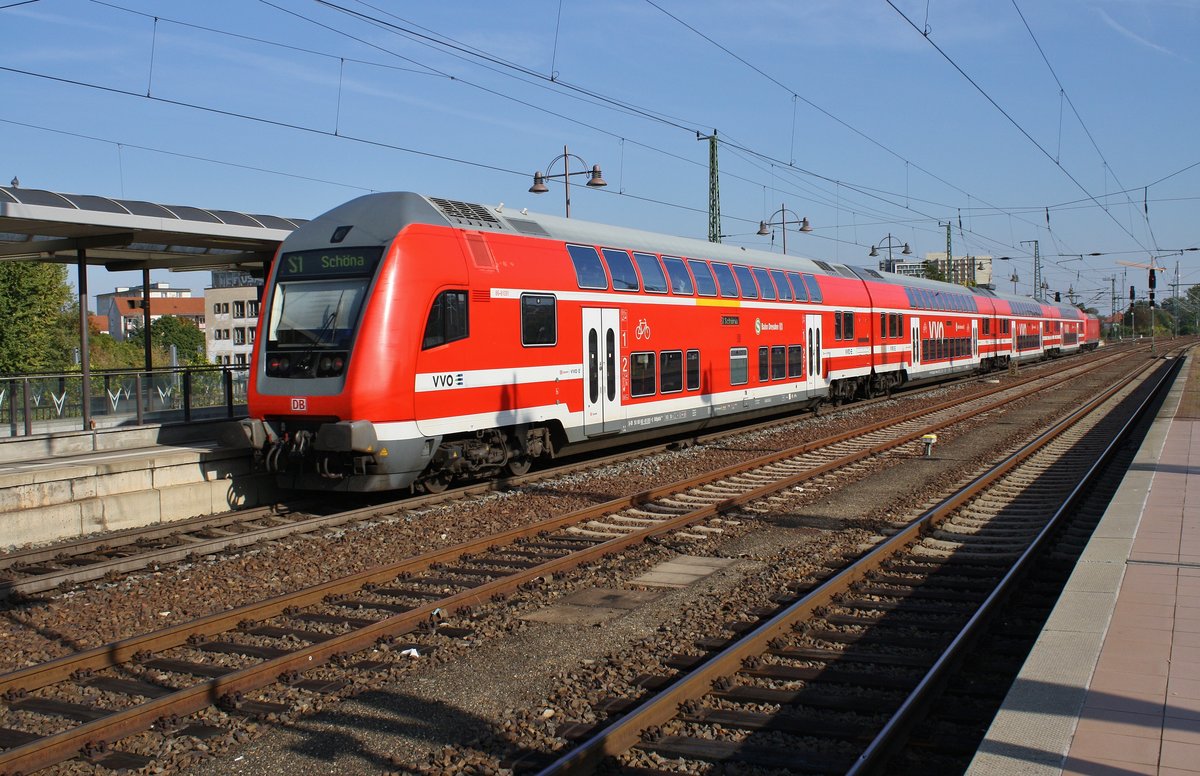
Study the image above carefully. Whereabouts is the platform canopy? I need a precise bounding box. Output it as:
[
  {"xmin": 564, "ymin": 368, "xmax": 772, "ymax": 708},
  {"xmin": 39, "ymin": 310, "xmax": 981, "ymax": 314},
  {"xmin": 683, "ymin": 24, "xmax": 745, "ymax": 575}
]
[{"xmin": 0, "ymin": 185, "xmax": 305, "ymax": 272}]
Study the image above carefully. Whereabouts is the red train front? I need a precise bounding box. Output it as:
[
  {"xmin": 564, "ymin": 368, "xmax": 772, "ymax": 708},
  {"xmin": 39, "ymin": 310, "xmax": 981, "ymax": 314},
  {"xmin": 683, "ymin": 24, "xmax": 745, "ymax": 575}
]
[{"xmin": 232, "ymin": 192, "xmax": 1100, "ymax": 492}]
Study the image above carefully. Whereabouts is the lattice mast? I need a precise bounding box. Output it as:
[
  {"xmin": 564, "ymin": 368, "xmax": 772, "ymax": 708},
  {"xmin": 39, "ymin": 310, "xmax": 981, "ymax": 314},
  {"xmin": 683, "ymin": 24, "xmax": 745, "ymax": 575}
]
[{"xmin": 698, "ymin": 130, "xmax": 721, "ymax": 243}]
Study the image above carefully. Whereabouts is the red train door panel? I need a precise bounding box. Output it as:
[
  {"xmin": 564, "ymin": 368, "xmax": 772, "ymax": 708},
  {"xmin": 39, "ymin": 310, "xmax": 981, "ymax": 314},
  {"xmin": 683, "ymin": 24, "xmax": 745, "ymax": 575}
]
[{"xmin": 582, "ymin": 308, "xmax": 622, "ymax": 435}]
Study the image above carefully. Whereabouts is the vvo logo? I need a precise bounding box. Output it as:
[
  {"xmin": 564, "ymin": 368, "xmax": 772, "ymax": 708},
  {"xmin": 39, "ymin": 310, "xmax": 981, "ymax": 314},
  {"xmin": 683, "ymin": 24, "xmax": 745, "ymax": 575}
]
[
  {"xmin": 291, "ymin": 397, "xmax": 307, "ymax": 411},
  {"xmin": 430, "ymin": 373, "xmax": 465, "ymax": 389},
  {"xmin": 929, "ymin": 321, "xmax": 945, "ymax": 339}
]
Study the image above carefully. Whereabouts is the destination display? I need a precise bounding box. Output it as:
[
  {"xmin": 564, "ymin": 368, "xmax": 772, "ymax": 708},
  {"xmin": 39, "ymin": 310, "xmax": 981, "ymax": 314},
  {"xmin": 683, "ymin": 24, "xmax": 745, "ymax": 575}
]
[{"xmin": 277, "ymin": 246, "xmax": 384, "ymax": 278}]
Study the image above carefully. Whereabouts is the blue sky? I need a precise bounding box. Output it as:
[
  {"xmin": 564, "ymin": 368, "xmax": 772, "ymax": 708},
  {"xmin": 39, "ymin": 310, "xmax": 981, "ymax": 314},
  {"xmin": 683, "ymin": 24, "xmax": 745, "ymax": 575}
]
[{"xmin": 3, "ymin": 0, "xmax": 1198, "ymax": 316}]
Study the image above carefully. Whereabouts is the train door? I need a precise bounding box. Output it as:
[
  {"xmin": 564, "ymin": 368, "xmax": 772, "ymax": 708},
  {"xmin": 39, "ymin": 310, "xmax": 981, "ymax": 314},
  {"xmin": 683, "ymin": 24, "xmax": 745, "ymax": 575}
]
[
  {"xmin": 582, "ymin": 308, "xmax": 622, "ymax": 435},
  {"xmin": 1011, "ymin": 320, "xmax": 1018, "ymax": 355},
  {"xmin": 805, "ymin": 314, "xmax": 826, "ymax": 395},
  {"xmin": 910, "ymin": 316, "xmax": 920, "ymax": 369},
  {"xmin": 971, "ymin": 320, "xmax": 978, "ymax": 359}
]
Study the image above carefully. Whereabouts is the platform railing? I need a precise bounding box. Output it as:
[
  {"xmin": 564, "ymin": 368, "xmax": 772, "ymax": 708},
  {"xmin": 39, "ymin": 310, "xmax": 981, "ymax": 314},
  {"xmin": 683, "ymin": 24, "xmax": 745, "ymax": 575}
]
[{"xmin": 0, "ymin": 365, "xmax": 250, "ymax": 437}]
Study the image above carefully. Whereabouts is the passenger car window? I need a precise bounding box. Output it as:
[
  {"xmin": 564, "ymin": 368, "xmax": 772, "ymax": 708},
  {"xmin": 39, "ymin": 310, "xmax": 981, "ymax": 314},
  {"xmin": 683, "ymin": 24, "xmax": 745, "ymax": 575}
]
[
  {"xmin": 632, "ymin": 252, "xmax": 668, "ymax": 293},
  {"xmin": 801, "ymin": 274, "xmax": 822, "ymax": 303},
  {"xmin": 786, "ymin": 272, "xmax": 808, "ymax": 302},
  {"xmin": 601, "ymin": 248, "xmax": 639, "ymax": 291},
  {"xmin": 787, "ymin": 345, "xmax": 803, "ymax": 377},
  {"xmin": 566, "ymin": 245, "xmax": 607, "ymax": 290},
  {"xmin": 630, "ymin": 352, "xmax": 656, "ymax": 397},
  {"xmin": 660, "ymin": 351, "xmax": 683, "ymax": 393},
  {"xmin": 662, "ymin": 257, "xmax": 694, "ymax": 295},
  {"xmin": 770, "ymin": 270, "xmax": 792, "ymax": 301},
  {"xmin": 771, "ymin": 346, "xmax": 786, "ymax": 379},
  {"xmin": 688, "ymin": 260, "xmax": 718, "ymax": 297},
  {"xmin": 686, "ymin": 349, "xmax": 700, "ymax": 390},
  {"xmin": 520, "ymin": 294, "xmax": 556, "ymax": 346},
  {"xmin": 730, "ymin": 348, "xmax": 748, "ymax": 385},
  {"xmin": 753, "ymin": 268, "xmax": 777, "ymax": 301},
  {"xmin": 732, "ymin": 265, "xmax": 759, "ymax": 299},
  {"xmin": 711, "ymin": 263, "xmax": 739, "ymax": 298}
]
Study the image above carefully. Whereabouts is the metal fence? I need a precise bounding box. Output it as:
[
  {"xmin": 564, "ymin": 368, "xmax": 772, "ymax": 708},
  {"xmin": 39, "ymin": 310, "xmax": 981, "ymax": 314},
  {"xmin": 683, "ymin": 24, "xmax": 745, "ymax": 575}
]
[{"xmin": 0, "ymin": 365, "xmax": 250, "ymax": 437}]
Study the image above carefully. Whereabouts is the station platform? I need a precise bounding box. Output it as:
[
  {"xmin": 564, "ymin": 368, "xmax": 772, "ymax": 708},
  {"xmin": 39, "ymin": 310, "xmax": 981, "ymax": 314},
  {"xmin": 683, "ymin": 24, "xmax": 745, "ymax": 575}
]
[
  {"xmin": 968, "ymin": 353, "xmax": 1200, "ymax": 775},
  {"xmin": 0, "ymin": 420, "xmax": 277, "ymax": 550}
]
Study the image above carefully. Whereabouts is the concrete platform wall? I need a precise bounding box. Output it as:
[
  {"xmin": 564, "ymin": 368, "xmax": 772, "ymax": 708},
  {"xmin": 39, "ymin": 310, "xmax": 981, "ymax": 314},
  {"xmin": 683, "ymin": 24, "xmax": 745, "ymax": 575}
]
[{"xmin": 0, "ymin": 421, "xmax": 280, "ymax": 549}]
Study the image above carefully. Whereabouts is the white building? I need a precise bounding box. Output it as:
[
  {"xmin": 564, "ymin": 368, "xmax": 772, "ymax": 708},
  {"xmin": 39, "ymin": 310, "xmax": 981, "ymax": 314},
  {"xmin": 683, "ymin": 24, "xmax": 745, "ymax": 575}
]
[
  {"xmin": 922, "ymin": 253, "xmax": 994, "ymax": 287},
  {"xmin": 205, "ymin": 271, "xmax": 262, "ymax": 366}
]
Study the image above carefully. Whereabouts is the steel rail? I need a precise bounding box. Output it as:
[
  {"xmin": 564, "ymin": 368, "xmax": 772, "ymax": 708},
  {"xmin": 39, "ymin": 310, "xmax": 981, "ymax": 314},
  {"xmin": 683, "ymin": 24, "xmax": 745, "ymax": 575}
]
[
  {"xmin": 846, "ymin": 353, "xmax": 1184, "ymax": 775},
  {"xmin": 0, "ymin": 349, "xmax": 1148, "ymax": 774},
  {"xmin": 533, "ymin": 352, "xmax": 1163, "ymax": 775},
  {"xmin": 0, "ymin": 348, "xmax": 1131, "ymax": 597}
]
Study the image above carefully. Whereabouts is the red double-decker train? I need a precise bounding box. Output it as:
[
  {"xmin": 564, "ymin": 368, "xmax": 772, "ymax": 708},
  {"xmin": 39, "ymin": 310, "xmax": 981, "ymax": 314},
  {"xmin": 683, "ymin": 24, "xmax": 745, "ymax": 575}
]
[{"xmin": 233, "ymin": 192, "xmax": 1100, "ymax": 492}]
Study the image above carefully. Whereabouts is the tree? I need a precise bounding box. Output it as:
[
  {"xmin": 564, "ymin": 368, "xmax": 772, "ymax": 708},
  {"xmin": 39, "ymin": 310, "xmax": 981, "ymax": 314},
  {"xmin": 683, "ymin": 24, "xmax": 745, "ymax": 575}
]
[
  {"xmin": 0, "ymin": 262, "xmax": 73, "ymax": 374},
  {"xmin": 922, "ymin": 260, "xmax": 947, "ymax": 282},
  {"xmin": 128, "ymin": 316, "xmax": 207, "ymax": 365},
  {"xmin": 87, "ymin": 326, "xmax": 144, "ymax": 370}
]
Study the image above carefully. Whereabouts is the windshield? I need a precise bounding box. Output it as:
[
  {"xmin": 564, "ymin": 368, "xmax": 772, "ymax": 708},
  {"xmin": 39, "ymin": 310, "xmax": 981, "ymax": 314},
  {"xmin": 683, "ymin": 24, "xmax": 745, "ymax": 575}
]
[{"xmin": 267, "ymin": 278, "xmax": 368, "ymax": 348}]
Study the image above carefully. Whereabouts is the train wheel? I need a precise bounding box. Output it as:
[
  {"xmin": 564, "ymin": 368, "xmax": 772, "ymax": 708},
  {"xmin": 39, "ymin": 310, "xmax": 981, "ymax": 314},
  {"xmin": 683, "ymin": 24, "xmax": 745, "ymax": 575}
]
[{"xmin": 506, "ymin": 457, "xmax": 532, "ymax": 476}]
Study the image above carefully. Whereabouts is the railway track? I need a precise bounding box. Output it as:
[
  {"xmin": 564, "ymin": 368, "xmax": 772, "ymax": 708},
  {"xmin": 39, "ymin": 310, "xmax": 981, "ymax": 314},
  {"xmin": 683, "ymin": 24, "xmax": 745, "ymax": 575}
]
[
  {"xmin": 0, "ymin": 347, "xmax": 1155, "ymax": 774},
  {"xmin": 524, "ymin": 352, "xmax": 1180, "ymax": 775},
  {"xmin": 0, "ymin": 347, "xmax": 1134, "ymax": 599}
]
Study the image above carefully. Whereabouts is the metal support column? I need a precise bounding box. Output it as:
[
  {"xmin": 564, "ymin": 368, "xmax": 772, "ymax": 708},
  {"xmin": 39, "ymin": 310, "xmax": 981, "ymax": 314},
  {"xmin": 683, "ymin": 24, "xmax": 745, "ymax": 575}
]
[
  {"xmin": 141, "ymin": 267, "xmax": 152, "ymax": 373},
  {"xmin": 76, "ymin": 247, "xmax": 92, "ymax": 431}
]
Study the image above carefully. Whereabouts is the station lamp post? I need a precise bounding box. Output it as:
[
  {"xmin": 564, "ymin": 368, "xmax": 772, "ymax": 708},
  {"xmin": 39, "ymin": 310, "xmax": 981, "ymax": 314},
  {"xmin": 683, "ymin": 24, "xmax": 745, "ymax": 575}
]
[
  {"xmin": 756, "ymin": 203, "xmax": 812, "ymax": 255},
  {"xmin": 529, "ymin": 144, "xmax": 606, "ymax": 218},
  {"xmin": 869, "ymin": 234, "xmax": 912, "ymax": 273}
]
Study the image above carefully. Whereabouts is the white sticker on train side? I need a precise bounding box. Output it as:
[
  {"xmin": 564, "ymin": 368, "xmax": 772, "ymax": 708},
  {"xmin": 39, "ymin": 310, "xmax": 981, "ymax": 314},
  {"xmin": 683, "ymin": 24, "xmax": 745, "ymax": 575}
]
[
  {"xmin": 429, "ymin": 373, "xmax": 465, "ymax": 389},
  {"xmin": 415, "ymin": 363, "xmax": 582, "ymax": 392}
]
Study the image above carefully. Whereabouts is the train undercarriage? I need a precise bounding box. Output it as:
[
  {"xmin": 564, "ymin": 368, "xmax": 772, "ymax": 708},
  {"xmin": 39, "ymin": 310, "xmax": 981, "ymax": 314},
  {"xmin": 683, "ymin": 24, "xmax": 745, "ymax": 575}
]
[{"xmin": 416, "ymin": 426, "xmax": 555, "ymax": 493}]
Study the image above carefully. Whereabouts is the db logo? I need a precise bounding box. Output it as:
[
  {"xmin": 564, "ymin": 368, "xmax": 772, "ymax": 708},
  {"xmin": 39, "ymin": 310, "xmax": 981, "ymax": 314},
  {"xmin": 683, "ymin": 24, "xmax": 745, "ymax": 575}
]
[{"xmin": 290, "ymin": 397, "xmax": 307, "ymax": 412}]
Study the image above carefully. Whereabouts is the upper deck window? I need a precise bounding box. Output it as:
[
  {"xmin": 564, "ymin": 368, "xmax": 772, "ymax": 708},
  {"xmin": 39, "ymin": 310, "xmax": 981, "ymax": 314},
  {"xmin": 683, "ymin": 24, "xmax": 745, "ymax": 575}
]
[
  {"xmin": 752, "ymin": 268, "xmax": 777, "ymax": 301},
  {"xmin": 601, "ymin": 248, "xmax": 640, "ymax": 291},
  {"xmin": 633, "ymin": 252, "xmax": 668, "ymax": 293},
  {"xmin": 662, "ymin": 257, "xmax": 694, "ymax": 295},
  {"xmin": 688, "ymin": 260, "xmax": 718, "ymax": 297},
  {"xmin": 711, "ymin": 263, "xmax": 739, "ymax": 298},
  {"xmin": 566, "ymin": 245, "xmax": 608, "ymax": 290},
  {"xmin": 732, "ymin": 265, "xmax": 758, "ymax": 299},
  {"xmin": 786, "ymin": 272, "xmax": 808, "ymax": 302},
  {"xmin": 801, "ymin": 274, "xmax": 823, "ymax": 303},
  {"xmin": 770, "ymin": 270, "xmax": 792, "ymax": 301}
]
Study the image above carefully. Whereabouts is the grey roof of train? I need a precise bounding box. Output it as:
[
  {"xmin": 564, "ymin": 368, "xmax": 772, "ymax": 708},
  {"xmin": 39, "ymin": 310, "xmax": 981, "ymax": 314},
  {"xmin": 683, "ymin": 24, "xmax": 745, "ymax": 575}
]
[
  {"xmin": 0, "ymin": 185, "xmax": 306, "ymax": 271},
  {"xmin": 417, "ymin": 193, "xmax": 1084, "ymax": 317}
]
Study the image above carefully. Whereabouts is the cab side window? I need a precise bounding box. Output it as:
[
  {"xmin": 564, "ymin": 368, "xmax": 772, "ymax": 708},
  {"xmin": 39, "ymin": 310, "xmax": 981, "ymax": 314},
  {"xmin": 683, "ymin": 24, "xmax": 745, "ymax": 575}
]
[{"xmin": 422, "ymin": 290, "xmax": 469, "ymax": 349}]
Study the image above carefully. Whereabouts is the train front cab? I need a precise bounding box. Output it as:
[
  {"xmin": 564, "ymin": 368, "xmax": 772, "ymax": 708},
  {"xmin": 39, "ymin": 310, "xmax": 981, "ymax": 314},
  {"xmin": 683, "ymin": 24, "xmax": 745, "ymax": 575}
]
[{"xmin": 236, "ymin": 194, "xmax": 457, "ymax": 492}]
